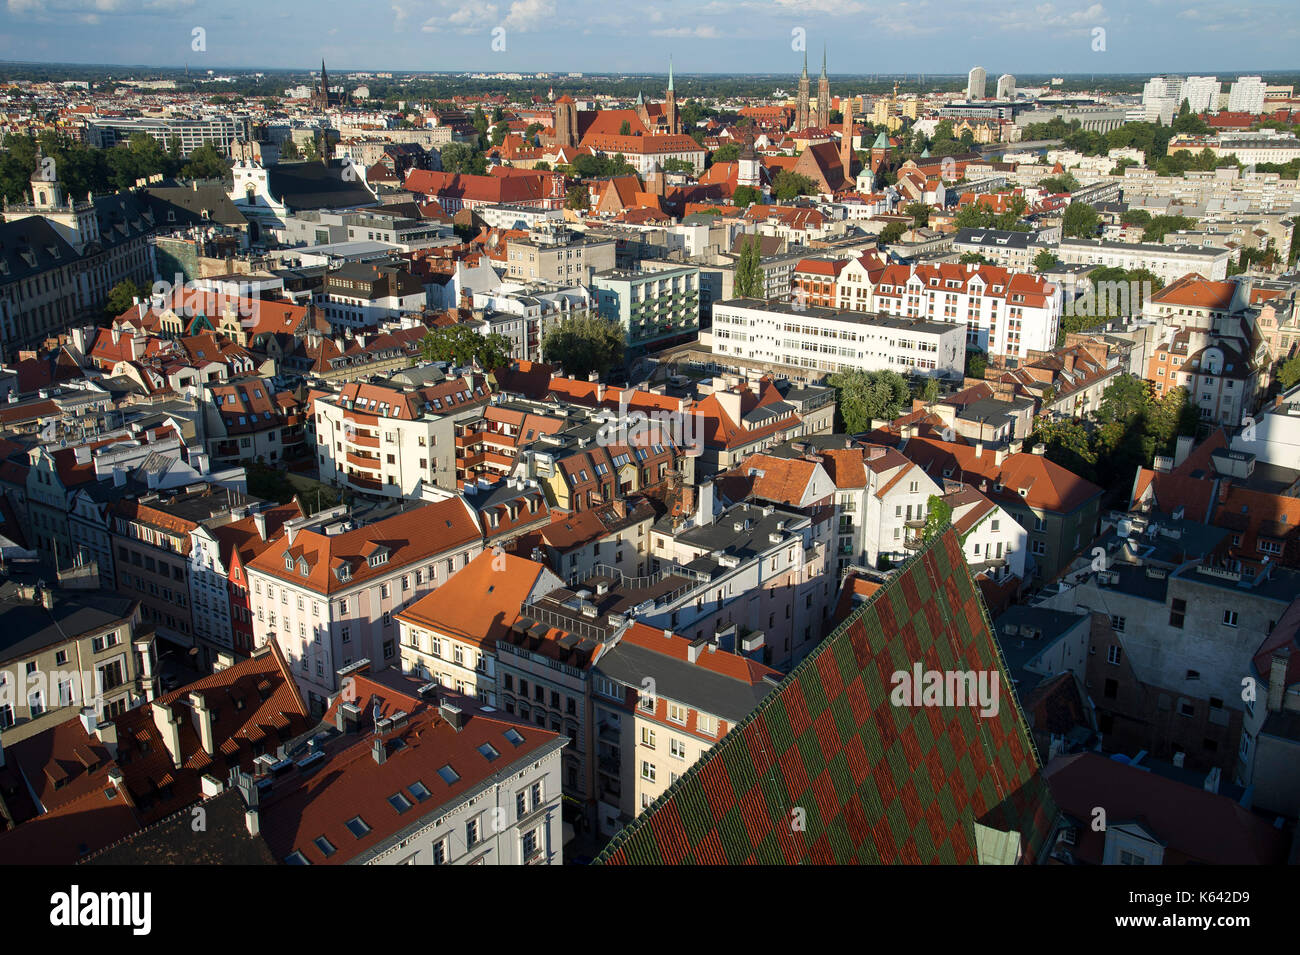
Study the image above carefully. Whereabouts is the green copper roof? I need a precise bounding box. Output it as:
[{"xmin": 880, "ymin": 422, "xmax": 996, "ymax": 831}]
[
  {"xmin": 595, "ymin": 528, "xmax": 1057, "ymax": 865},
  {"xmin": 873, "ymin": 130, "xmax": 891, "ymax": 149}
]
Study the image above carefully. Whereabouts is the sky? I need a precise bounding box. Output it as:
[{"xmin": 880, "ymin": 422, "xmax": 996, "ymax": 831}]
[{"xmin": 1, "ymin": 0, "xmax": 1297, "ymax": 76}]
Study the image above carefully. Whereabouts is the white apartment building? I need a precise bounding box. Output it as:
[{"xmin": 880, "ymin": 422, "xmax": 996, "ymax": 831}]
[
  {"xmin": 313, "ymin": 374, "xmax": 490, "ymax": 496},
  {"xmin": 1183, "ymin": 76, "xmax": 1222, "ymax": 113},
  {"xmin": 817, "ymin": 445, "xmax": 943, "ymax": 575},
  {"xmin": 944, "ymin": 486, "xmax": 1029, "ymax": 585},
  {"xmin": 1228, "ymin": 76, "xmax": 1267, "ymax": 114},
  {"xmin": 712, "ymin": 299, "xmax": 965, "ymax": 378},
  {"xmin": 1056, "ymin": 238, "xmax": 1231, "ymax": 284},
  {"xmin": 243, "ymin": 499, "xmax": 485, "ymax": 714}
]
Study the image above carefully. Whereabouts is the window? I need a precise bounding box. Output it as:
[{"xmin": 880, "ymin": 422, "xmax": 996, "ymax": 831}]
[
  {"xmin": 1107, "ymin": 646, "xmax": 1122, "ymax": 666},
  {"xmin": 641, "ymin": 760, "xmax": 656, "ymax": 782},
  {"xmin": 1110, "ymin": 616, "xmax": 1125, "ymax": 632},
  {"xmin": 466, "ymin": 818, "xmax": 480, "ymax": 847},
  {"xmin": 437, "ymin": 764, "xmax": 460, "ymax": 785},
  {"xmin": 667, "ymin": 703, "xmax": 687, "ymax": 725},
  {"xmin": 697, "ymin": 713, "xmax": 717, "ymax": 735},
  {"xmin": 1169, "ymin": 598, "xmax": 1186, "ymax": 629},
  {"xmin": 1223, "ymin": 610, "xmax": 1238, "ymax": 627},
  {"xmin": 345, "ymin": 816, "xmax": 371, "ymax": 838},
  {"xmin": 388, "ymin": 791, "xmax": 413, "ymax": 813},
  {"xmin": 409, "ymin": 781, "xmax": 432, "ymax": 802},
  {"xmin": 521, "ymin": 828, "xmax": 539, "ymax": 860},
  {"xmin": 432, "ymin": 837, "xmax": 448, "ymax": 865},
  {"xmin": 313, "ymin": 836, "xmax": 336, "ymax": 857},
  {"xmin": 640, "ymin": 727, "xmax": 656, "ymax": 748},
  {"xmin": 1118, "ymin": 850, "xmax": 1146, "ymax": 865},
  {"xmin": 670, "ymin": 738, "xmax": 686, "ymax": 759}
]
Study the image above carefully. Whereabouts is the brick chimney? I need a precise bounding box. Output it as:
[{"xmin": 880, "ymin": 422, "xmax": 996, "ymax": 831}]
[{"xmin": 1267, "ymin": 646, "xmax": 1291, "ymax": 712}]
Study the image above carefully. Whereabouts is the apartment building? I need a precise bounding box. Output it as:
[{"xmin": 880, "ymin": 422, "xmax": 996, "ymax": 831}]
[
  {"xmin": 592, "ymin": 265, "xmax": 701, "ymax": 357},
  {"xmin": 190, "ymin": 502, "xmax": 303, "ymax": 656},
  {"xmin": 319, "ymin": 263, "xmax": 427, "ymax": 330},
  {"xmin": 898, "ymin": 437, "xmax": 1103, "ymax": 583},
  {"xmin": 951, "ymin": 229, "xmax": 1054, "ymax": 272},
  {"xmin": 0, "ymin": 580, "xmax": 151, "ymax": 744},
  {"xmin": 504, "ymin": 225, "xmax": 616, "ymax": 285},
  {"xmin": 202, "ymin": 376, "xmax": 305, "ymax": 467},
  {"xmin": 1056, "ymin": 238, "xmax": 1230, "ymax": 284},
  {"xmin": 85, "ymin": 115, "xmax": 250, "ymax": 156},
  {"xmin": 1037, "ymin": 549, "xmax": 1298, "ymax": 774},
  {"xmin": 395, "ymin": 550, "xmax": 564, "ymax": 705},
  {"xmin": 110, "ymin": 483, "xmax": 256, "ymax": 667},
  {"xmin": 242, "ymin": 498, "xmax": 484, "ymax": 714},
  {"xmin": 1237, "ymin": 606, "xmax": 1300, "ymax": 815},
  {"xmin": 591, "ymin": 622, "xmax": 780, "ymax": 831},
  {"xmin": 313, "ymin": 374, "xmax": 491, "ymax": 497},
  {"xmin": 261, "ymin": 667, "xmax": 567, "ymax": 865},
  {"xmin": 711, "ymin": 299, "xmax": 966, "ymax": 379}
]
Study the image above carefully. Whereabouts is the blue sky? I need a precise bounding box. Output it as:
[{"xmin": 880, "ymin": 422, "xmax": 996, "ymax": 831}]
[{"xmin": 1, "ymin": 0, "xmax": 1296, "ymax": 76}]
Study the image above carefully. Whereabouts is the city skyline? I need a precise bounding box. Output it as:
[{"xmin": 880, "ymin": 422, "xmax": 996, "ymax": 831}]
[{"xmin": 2, "ymin": 0, "xmax": 1299, "ymax": 75}]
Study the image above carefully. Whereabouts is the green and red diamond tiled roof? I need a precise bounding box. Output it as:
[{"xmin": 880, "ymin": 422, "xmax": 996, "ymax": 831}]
[{"xmin": 594, "ymin": 527, "xmax": 1058, "ymax": 865}]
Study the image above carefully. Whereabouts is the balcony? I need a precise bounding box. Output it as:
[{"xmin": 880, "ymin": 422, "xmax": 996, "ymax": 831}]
[
  {"xmin": 347, "ymin": 430, "xmax": 379, "ymax": 448},
  {"xmin": 345, "ymin": 451, "xmax": 381, "ymax": 470},
  {"xmin": 903, "ymin": 533, "xmax": 924, "ymax": 550},
  {"xmin": 346, "ymin": 472, "xmax": 381, "ymax": 491}
]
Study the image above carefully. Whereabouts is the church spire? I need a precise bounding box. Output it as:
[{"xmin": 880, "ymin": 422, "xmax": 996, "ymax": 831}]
[
  {"xmin": 821, "ymin": 44, "xmax": 827, "ymax": 78},
  {"xmin": 668, "ymin": 55, "xmax": 674, "ymax": 92},
  {"xmin": 802, "ymin": 49, "xmax": 808, "ymax": 78}
]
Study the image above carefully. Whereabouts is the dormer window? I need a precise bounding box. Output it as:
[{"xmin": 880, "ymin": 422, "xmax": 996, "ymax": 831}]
[
  {"xmin": 284, "ymin": 554, "xmax": 294, "ymax": 570},
  {"xmin": 368, "ymin": 553, "xmax": 389, "ymax": 568}
]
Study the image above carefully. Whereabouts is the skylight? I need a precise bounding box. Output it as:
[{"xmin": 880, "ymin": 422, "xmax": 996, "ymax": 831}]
[
  {"xmin": 346, "ymin": 816, "xmax": 371, "ymax": 838},
  {"xmin": 314, "ymin": 836, "xmax": 336, "ymax": 857},
  {"xmin": 477, "ymin": 742, "xmax": 500, "ymax": 762},
  {"xmin": 409, "ymin": 781, "xmax": 432, "ymax": 802},
  {"xmin": 388, "ymin": 791, "xmax": 413, "ymax": 813},
  {"xmin": 503, "ymin": 728, "xmax": 525, "ymax": 748}
]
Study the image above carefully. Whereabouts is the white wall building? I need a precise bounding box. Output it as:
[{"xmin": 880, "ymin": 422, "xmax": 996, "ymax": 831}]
[{"xmin": 711, "ymin": 299, "xmax": 966, "ymax": 378}]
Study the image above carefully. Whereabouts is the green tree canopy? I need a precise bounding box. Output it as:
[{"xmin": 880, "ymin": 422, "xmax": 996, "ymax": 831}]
[
  {"xmin": 418, "ymin": 325, "xmax": 513, "ymax": 371},
  {"xmin": 1062, "ymin": 201, "xmax": 1099, "ymax": 238},
  {"xmin": 827, "ymin": 369, "xmax": 910, "ymax": 434},
  {"xmin": 541, "ymin": 314, "xmax": 625, "ymax": 378},
  {"xmin": 731, "ymin": 185, "xmax": 762, "ymax": 207},
  {"xmin": 734, "ymin": 234, "xmax": 765, "ymax": 298},
  {"xmin": 1033, "ymin": 249, "xmax": 1060, "ymax": 272}
]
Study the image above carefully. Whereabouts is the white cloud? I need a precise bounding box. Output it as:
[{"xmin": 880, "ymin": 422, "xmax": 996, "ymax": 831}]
[
  {"xmin": 503, "ymin": 0, "xmax": 555, "ymax": 32},
  {"xmin": 650, "ymin": 24, "xmax": 721, "ymax": 38}
]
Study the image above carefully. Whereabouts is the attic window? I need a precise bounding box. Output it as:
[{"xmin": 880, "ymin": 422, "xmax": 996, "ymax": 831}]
[
  {"xmin": 368, "ymin": 553, "xmax": 389, "ymax": 568},
  {"xmin": 387, "ymin": 791, "xmax": 413, "ymax": 813},
  {"xmin": 437, "ymin": 764, "xmax": 460, "ymax": 785},
  {"xmin": 345, "ymin": 816, "xmax": 371, "ymax": 838},
  {"xmin": 503, "ymin": 728, "xmax": 525, "ymax": 748},
  {"xmin": 477, "ymin": 742, "xmax": 500, "ymax": 762},
  {"xmin": 314, "ymin": 836, "xmax": 336, "ymax": 857},
  {"xmin": 285, "ymin": 851, "xmax": 311, "ymax": 865},
  {"xmin": 408, "ymin": 781, "xmax": 432, "ymax": 802},
  {"xmin": 284, "ymin": 555, "xmax": 294, "ymax": 570}
]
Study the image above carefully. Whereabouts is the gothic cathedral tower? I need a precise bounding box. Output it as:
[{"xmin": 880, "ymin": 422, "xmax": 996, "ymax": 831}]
[
  {"xmin": 816, "ymin": 47, "xmax": 830, "ymax": 130},
  {"xmin": 796, "ymin": 51, "xmax": 810, "ymax": 131},
  {"xmin": 664, "ymin": 57, "xmax": 679, "ymax": 135}
]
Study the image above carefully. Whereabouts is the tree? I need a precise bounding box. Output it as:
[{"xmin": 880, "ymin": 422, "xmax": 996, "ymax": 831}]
[
  {"xmin": 922, "ymin": 495, "xmax": 953, "ymax": 541},
  {"xmin": 1033, "ymin": 249, "xmax": 1060, "ymax": 272},
  {"xmin": 418, "ymin": 325, "xmax": 513, "ymax": 371},
  {"xmin": 922, "ymin": 377, "xmax": 940, "ymax": 405},
  {"xmin": 440, "ymin": 141, "xmax": 486, "ymax": 175},
  {"xmin": 104, "ymin": 278, "xmax": 147, "ymax": 318},
  {"xmin": 1120, "ymin": 208, "xmax": 1152, "ymax": 227},
  {"xmin": 732, "ymin": 185, "xmax": 762, "ymax": 207},
  {"xmin": 734, "ymin": 234, "xmax": 765, "ymax": 298},
  {"xmin": 541, "ymin": 314, "xmax": 625, "ymax": 377},
  {"xmin": 619, "ymin": 120, "xmax": 632, "ymax": 136},
  {"xmin": 905, "ymin": 202, "xmax": 931, "ymax": 227},
  {"xmin": 280, "ymin": 138, "xmax": 301, "ymax": 160},
  {"xmin": 1141, "ymin": 214, "xmax": 1197, "ymax": 243},
  {"xmin": 965, "ymin": 349, "xmax": 987, "ymax": 379},
  {"xmin": 1062, "ymin": 201, "xmax": 1099, "ymax": 238},
  {"xmin": 712, "ymin": 143, "xmax": 740, "ymax": 164},
  {"xmin": 1279, "ymin": 354, "xmax": 1300, "ymax": 391},
  {"xmin": 879, "ymin": 221, "xmax": 907, "ymax": 244},
  {"xmin": 182, "ymin": 143, "xmax": 231, "ymax": 181},
  {"xmin": 826, "ymin": 369, "xmax": 910, "ymax": 434},
  {"xmin": 772, "ymin": 169, "xmax": 816, "ymax": 200},
  {"xmin": 1037, "ymin": 172, "xmax": 1081, "ymax": 194},
  {"xmin": 959, "ymin": 252, "xmax": 992, "ymax": 265},
  {"xmin": 490, "ymin": 122, "xmax": 509, "ymax": 146},
  {"xmin": 564, "ymin": 184, "xmax": 590, "ymax": 210}
]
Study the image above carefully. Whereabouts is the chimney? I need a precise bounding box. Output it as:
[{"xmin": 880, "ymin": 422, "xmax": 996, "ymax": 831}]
[
  {"xmin": 1031, "ymin": 443, "xmax": 1046, "ymax": 455},
  {"xmin": 96, "ymin": 721, "xmax": 119, "ymax": 761},
  {"xmin": 439, "ymin": 702, "xmax": 465, "ymax": 730},
  {"xmin": 151, "ymin": 700, "xmax": 185, "ymax": 769},
  {"xmin": 687, "ymin": 639, "xmax": 707, "ymax": 663},
  {"xmin": 78, "ymin": 706, "xmax": 97, "ymax": 737},
  {"xmin": 190, "ymin": 691, "xmax": 216, "ymax": 756},
  {"xmin": 696, "ymin": 480, "xmax": 715, "ymax": 527},
  {"xmin": 371, "ymin": 737, "xmax": 386, "ymax": 765},
  {"xmin": 994, "ymin": 446, "xmax": 1006, "ymax": 466},
  {"xmin": 1267, "ymin": 647, "xmax": 1291, "ymax": 712},
  {"xmin": 252, "ymin": 511, "xmax": 268, "ymax": 541}
]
